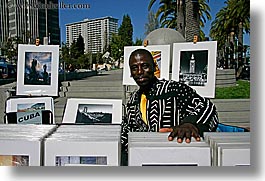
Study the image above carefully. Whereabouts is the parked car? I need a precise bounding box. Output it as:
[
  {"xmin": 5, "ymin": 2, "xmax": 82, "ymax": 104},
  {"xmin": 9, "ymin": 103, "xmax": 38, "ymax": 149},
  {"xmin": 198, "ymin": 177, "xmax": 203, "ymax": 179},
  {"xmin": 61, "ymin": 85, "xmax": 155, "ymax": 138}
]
[{"xmin": 0, "ymin": 63, "xmax": 17, "ymax": 79}]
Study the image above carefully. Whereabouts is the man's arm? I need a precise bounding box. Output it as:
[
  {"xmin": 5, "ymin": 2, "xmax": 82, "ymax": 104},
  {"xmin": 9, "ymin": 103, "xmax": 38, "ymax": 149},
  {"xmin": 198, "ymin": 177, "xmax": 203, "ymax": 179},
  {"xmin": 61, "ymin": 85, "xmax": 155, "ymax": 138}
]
[{"xmin": 162, "ymin": 82, "xmax": 219, "ymax": 142}]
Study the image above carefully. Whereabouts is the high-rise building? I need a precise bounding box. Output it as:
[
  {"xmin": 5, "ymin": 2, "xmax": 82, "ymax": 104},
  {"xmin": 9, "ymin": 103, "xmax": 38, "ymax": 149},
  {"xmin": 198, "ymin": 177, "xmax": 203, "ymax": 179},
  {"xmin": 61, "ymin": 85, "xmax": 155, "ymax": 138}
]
[
  {"xmin": 0, "ymin": 0, "xmax": 9, "ymax": 48},
  {"xmin": 0, "ymin": 0, "xmax": 60, "ymax": 48},
  {"xmin": 66, "ymin": 16, "xmax": 118, "ymax": 54}
]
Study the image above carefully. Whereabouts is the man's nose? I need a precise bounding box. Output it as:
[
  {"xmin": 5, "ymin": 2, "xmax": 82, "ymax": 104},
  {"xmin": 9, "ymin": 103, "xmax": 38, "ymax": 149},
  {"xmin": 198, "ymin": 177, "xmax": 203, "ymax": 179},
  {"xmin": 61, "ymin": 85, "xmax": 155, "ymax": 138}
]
[{"xmin": 137, "ymin": 66, "xmax": 144, "ymax": 74}]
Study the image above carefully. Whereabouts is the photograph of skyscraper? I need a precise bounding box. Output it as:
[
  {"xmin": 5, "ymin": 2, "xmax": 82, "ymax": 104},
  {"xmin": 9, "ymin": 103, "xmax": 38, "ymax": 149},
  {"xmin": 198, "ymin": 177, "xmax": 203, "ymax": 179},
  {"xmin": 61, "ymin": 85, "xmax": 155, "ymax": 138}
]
[{"xmin": 179, "ymin": 50, "xmax": 208, "ymax": 86}]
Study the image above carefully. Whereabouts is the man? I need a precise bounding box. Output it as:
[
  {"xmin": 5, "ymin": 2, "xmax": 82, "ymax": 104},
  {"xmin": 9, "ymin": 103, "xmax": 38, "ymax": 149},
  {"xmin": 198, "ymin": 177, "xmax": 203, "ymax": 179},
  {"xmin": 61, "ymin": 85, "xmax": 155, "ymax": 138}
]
[{"xmin": 120, "ymin": 49, "xmax": 219, "ymax": 165}]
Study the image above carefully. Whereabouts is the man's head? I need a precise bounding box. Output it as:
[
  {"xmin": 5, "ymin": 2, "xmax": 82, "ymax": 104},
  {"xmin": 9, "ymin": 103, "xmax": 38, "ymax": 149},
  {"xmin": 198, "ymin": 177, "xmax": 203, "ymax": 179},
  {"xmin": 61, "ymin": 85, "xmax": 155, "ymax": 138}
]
[{"xmin": 129, "ymin": 49, "xmax": 156, "ymax": 89}]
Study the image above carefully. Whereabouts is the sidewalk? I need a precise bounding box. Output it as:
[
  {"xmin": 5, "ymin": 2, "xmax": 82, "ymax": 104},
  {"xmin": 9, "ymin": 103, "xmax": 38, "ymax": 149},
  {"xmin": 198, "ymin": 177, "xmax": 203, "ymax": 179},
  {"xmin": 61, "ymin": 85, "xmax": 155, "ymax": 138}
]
[{"xmin": 54, "ymin": 69, "xmax": 126, "ymax": 123}]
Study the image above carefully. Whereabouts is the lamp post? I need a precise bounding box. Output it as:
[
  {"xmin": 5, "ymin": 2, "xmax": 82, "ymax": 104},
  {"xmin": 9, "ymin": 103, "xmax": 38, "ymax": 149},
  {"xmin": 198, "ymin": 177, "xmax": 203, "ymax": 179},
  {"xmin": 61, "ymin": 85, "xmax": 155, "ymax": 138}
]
[{"xmin": 45, "ymin": 0, "xmax": 48, "ymax": 37}]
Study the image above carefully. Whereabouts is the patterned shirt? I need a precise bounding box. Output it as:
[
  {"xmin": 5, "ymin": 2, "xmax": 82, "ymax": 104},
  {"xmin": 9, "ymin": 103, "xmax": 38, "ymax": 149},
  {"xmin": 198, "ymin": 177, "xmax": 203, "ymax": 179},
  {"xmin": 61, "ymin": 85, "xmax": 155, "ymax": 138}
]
[{"xmin": 121, "ymin": 78, "xmax": 219, "ymax": 153}]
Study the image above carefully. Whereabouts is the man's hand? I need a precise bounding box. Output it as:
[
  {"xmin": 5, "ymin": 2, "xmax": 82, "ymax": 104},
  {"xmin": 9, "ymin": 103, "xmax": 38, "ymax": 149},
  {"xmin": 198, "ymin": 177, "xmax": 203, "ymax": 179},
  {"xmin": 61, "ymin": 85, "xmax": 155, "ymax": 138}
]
[{"xmin": 159, "ymin": 123, "xmax": 201, "ymax": 143}]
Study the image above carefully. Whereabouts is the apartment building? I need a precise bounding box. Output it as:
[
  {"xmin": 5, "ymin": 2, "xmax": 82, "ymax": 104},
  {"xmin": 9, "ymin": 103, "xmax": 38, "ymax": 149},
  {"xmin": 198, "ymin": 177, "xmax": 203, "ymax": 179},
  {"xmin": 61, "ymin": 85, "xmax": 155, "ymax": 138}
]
[{"xmin": 66, "ymin": 16, "xmax": 118, "ymax": 54}]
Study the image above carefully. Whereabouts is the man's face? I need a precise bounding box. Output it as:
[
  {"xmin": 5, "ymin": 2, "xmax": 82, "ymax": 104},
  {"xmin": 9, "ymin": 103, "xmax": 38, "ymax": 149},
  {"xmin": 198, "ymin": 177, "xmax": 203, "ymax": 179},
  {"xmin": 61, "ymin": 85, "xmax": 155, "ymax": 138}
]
[{"xmin": 129, "ymin": 53, "xmax": 155, "ymax": 88}]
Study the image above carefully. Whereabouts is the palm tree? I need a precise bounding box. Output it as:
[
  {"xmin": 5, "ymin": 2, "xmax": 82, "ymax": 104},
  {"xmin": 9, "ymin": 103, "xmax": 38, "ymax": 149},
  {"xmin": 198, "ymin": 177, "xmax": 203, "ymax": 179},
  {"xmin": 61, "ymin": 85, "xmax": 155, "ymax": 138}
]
[
  {"xmin": 144, "ymin": 11, "xmax": 160, "ymax": 36},
  {"xmin": 148, "ymin": 0, "xmax": 211, "ymax": 41},
  {"xmin": 185, "ymin": 0, "xmax": 200, "ymax": 41},
  {"xmin": 227, "ymin": 0, "xmax": 250, "ymax": 64},
  {"xmin": 210, "ymin": 0, "xmax": 250, "ymax": 68}
]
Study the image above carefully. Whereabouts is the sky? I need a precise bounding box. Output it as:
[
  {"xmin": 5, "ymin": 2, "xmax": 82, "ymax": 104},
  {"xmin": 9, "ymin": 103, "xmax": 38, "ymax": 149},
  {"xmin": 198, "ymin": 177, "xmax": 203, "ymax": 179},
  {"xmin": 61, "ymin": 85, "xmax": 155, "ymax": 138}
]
[{"xmin": 59, "ymin": 0, "xmax": 250, "ymax": 45}]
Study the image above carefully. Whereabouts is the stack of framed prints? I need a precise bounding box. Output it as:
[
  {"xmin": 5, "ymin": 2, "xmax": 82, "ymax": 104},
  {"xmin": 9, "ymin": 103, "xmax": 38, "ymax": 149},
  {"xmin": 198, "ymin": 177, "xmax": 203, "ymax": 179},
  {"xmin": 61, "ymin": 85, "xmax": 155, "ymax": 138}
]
[
  {"xmin": 203, "ymin": 132, "xmax": 250, "ymax": 166},
  {"xmin": 44, "ymin": 124, "xmax": 121, "ymax": 166},
  {"xmin": 62, "ymin": 98, "xmax": 123, "ymax": 124},
  {"xmin": 128, "ymin": 132, "xmax": 211, "ymax": 166},
  {"xmin": 5, "ymin": 96, "xmax": 55, "ymax": 124},
  {"xmin": 0, "ymin": 124, "xmax": 57, "ymax": 166},
  {"xmin": 16, "ymin": 44, "xmax": 59, "ymax": 96}
]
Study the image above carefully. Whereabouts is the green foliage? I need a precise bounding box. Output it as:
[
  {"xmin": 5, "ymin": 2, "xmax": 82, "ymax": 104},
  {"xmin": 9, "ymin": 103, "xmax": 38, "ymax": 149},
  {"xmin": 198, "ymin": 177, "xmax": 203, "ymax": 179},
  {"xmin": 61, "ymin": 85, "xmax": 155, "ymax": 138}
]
[
  {"xmin": 110, "ymin": 34, "xmax": 123, "ymax": 61},
  {"xmin": 109, "ymin": 14, "xmax": 133, "ymax": 68},
  {"xmin": 215, "ymin": 80, "xmax": 250, "ymax": 99},
  {"xmin": 144, "ymin": 11, "xmax": 160, "ymax": 36},
  {"xmin": 133, "ymin": 38, "xmax": 143, "ymax": 46},
  {"xmin": 118, "ymin": 14, "xmax": 133, "ymax": 47},
  {"xmin": 76, "ymin": 34, "xmax": 85, "ymax": 55}
]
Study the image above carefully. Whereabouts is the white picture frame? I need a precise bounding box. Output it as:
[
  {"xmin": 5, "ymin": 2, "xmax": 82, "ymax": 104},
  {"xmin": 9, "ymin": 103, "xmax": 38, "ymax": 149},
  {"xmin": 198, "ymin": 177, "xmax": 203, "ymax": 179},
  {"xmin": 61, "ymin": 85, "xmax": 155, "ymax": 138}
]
[
  {"xmin": 16, "ymin": 44, "xmax": 59, "ymax": 96},
  {"xmin": 44, "ymin": 140, "xmax": 120, "ymax": 166},
  {"xmin": 62, "ymin": 98, "xmax": 123, "ymax": 124},
  {"xmin": 6, "ymin": 97, "xmax": 54, "ymax": 113},
  {"xmin": 171, "ymin": 41, "xmax": 217, "ymax": 98},
  {"xmin": 5, "ymin": 97, "xmax": 54, "ymax": 124},
  {"xmin": 0, "ymin": 139, "xmax": 42, "ymax": 166},
  {"xmin": 123, "ymin": 45, "xmax": 170, "ymax": 85}
]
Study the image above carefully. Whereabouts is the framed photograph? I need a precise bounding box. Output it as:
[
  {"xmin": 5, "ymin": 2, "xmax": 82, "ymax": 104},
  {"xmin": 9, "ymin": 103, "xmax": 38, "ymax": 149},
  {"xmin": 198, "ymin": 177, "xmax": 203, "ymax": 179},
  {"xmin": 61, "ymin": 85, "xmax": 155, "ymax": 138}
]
[
  {"xmin": 16, "ymin": 44, "xmax": 59, "ymax": 96},
  {"xmin": 55, "ymin": 156, "xmax": 107, "ymax": 166},
  {"xmin": 0, "ymin": 155, "xmax": 29, "ymax": 166},
  {"xmin": 44, "ymin": 140, "xmax": 120, "ymax": 166},
  {"xmin": 123, "ymin": 45, "xmax": 170, "ymax": 85},
  {"xmin": 0, "ymin": 140, "xmax": 42, "ymax": 166},
  {"xmin": 5, "ymin": 97, "xmax": 54, "ymax": 124},
  {"xmin": 171, "ymin": 41, "xmax": 217, "ymax": 98},
  {"xmin": 62, "ymin": 98, "xmax": 123, "ymax": 124}
]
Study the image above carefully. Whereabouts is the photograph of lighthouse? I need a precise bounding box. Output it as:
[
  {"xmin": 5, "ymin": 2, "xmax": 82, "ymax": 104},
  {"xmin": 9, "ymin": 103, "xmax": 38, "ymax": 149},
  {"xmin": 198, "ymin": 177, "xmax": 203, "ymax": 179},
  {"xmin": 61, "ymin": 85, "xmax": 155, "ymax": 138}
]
[
  {"xmin": 172, "ymin": 41, "xmax": 217, "ymax": 98},
  {"xmin": 75, "ymin": 104, "xmax": 112, "ymax": 124},
  {"xmin": 178, "ymin": 50, "xmax": 208, "ymax": 86},
  {"xmin": 62, "ymin": 98, "xmax": 123, "ymax": 124}
]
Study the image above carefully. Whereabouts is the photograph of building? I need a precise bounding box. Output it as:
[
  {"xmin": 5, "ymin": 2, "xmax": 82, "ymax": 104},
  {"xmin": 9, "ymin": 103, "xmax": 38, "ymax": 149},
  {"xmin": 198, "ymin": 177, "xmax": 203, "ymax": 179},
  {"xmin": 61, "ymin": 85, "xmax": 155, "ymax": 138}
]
[{"xmin": 179, "ymin": 50, "xmax": 208, "ymax": 86}]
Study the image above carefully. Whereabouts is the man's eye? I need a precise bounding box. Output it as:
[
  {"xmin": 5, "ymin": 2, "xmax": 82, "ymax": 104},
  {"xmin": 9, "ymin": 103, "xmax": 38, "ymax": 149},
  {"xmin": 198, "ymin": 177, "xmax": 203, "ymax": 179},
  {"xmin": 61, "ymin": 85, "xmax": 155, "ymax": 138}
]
[
  {"xmin": 142, "ymin": 64, "xmax": 149, "ymax": 69},
  {"xmin": 130, "ymin": 66, "xmax": 138, "ymax": 71}
]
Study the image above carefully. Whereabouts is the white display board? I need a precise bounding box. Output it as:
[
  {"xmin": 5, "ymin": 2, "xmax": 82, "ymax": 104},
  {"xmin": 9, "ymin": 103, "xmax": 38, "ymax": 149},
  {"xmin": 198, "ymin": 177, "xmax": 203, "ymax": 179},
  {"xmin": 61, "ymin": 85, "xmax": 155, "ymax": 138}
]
[
  {"xmin": 16, "ymin": 44, "xmax": 59, "ymax": 96},
  {"xmin": 62, "ymin": 98, "xmax": 123, "ymax": 124},
  {"xmin": 171, "ymin": 41, "xmax": 217, "ymax": 98}
]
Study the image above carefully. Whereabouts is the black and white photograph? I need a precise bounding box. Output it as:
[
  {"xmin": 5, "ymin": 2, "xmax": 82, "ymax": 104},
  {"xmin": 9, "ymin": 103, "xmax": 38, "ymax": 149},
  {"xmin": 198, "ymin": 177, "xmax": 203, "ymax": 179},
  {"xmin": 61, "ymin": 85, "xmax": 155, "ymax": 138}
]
[
  {"xmin": 178, "ymin": 50, "xmax": 208, "ymax": 86},
  {"xmin": 75, "ymin": 104, "xmax": 112, "ymax": 124},
  {"xmin": 172, "ymin": 41, "xmax": 217, "ymax": 98},
  {"xmin": 62, "ymin": 98, "xmax": 122, "ymax": 124},
  {"xmin": 16, "ymin": 45, "xmax": 59, "ymax": 96}
]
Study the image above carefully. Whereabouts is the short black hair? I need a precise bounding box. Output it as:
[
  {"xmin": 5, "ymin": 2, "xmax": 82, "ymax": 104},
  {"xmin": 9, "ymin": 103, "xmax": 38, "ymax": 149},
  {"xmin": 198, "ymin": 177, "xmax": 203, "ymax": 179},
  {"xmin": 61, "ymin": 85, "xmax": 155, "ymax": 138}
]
[{"xmin": 129, "ymin": 49, "xmax": 155, "ymax": 67}]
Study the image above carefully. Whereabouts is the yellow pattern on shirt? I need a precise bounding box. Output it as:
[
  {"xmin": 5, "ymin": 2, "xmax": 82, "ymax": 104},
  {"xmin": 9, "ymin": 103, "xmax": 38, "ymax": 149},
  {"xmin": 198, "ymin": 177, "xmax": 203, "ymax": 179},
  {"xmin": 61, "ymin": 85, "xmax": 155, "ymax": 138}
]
[{"xmin": 140, "ymin": 94, "xmax": 148, "ymax": 125}]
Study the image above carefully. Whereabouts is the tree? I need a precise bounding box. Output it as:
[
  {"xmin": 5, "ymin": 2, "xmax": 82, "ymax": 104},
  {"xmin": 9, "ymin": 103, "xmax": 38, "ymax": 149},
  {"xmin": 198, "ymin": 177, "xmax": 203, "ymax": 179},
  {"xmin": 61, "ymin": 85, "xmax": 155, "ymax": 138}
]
[
  {"xmin": 61, "ymin": 42, "xmax": 71, "ymax": 64},
  {"xmin": 210, "ymin": 0, "xmax": 250, "ymax": 68},
  {"xmin": 118, "ymin": 14, "xmax": 133, "ymax": 47},
  {"xmin": 76, "ymin": 34, "xmax": 85, "ymax": 55},
  {"xmin": 133, "ymin": 38, "xmax": 143, "ymax": 46},
  {"xmin": 185, "ymin": 0, "xmax": 200, "ymax": 41},
  {"xmin": 144, "ymin": 11, "xmax": 160, "ymax": 36},
  {"xmin": 2, "ymin": 36, "xmax": 23, "ymax": 64},
  {"xmin": 110, "ymin": 34, "xmax": 123, "ymax": 67},
  {"xmin": 148, "ymin": 0, "xmax": 211, "ymax": 41}
]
